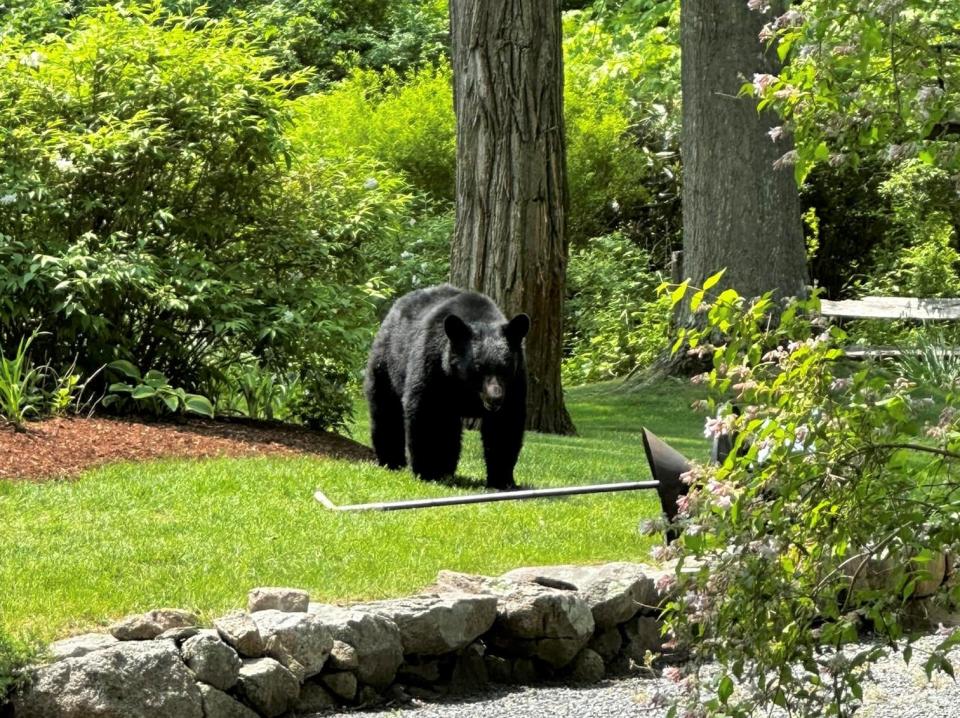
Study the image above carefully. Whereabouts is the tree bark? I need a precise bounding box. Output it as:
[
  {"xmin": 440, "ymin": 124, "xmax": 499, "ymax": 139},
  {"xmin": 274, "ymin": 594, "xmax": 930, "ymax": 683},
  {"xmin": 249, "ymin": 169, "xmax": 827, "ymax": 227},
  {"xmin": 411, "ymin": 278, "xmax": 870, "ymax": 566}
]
[
  {"xmin": 681, "ymin": 0, "xmax": 809, "ymax": 300},
  {"xmin": 449, "ymin": 0, "xmax": 575, "ymax": 435}
]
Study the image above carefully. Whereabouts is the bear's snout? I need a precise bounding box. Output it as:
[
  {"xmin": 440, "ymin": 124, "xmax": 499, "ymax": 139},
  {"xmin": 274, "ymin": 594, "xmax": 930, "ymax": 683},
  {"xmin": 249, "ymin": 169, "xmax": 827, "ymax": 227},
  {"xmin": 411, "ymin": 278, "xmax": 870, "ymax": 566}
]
[{"xmin": 481, "ymin": 376, "xmax": 505, "ymax": 411}]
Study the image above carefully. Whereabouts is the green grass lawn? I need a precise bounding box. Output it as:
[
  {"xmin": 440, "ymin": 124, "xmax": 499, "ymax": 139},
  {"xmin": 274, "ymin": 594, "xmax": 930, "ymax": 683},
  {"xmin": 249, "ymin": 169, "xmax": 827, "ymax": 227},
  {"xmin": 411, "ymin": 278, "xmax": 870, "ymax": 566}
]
[{"xmin": 0, "ymin": 379, "xmax": 704, "ymax": 642}]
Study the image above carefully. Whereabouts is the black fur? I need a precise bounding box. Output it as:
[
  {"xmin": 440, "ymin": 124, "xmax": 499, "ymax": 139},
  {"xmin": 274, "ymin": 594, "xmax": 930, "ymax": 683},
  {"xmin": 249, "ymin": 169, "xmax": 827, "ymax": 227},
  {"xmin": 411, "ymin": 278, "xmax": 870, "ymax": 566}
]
[{"xmin": 364, "ymin": 284, "xmax": 529, "ymax": 489}]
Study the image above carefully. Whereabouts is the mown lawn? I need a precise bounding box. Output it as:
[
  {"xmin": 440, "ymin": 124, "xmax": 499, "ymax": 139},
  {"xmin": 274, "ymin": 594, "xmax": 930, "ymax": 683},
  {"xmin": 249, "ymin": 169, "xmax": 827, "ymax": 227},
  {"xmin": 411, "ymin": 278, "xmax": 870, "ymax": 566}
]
[{"xmin": 0, "ymin": 379, "xmax": 704, "ymax": 642}]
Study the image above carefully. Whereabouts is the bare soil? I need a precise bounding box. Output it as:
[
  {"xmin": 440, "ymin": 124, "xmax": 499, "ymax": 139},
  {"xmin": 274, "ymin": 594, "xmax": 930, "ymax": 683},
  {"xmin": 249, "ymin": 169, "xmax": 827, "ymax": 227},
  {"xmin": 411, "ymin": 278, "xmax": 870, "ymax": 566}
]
[{"xmin": 0, "ymin": 415, "xmax": 374, "ymax": 482}]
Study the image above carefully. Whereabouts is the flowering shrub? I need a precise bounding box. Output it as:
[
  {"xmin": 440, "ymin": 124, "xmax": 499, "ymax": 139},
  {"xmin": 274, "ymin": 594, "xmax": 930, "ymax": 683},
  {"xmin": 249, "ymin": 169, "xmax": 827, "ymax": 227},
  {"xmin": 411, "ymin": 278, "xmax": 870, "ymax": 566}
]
[
  {"xmin": 655, "ymin": 274, "xmax": 960, "ymax": 717},
  {"xmin": 745, "ymin": 1, "xmax": 960, "ymax": 182}
]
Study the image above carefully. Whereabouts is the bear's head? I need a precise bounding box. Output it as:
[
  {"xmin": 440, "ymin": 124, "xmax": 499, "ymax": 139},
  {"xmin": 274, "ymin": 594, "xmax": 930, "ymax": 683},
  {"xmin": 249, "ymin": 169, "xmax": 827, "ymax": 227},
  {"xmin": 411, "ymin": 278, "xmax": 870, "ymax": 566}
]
[{"xmin": 443, "ymin": 313, "xmax": 529, "ymax": 412}]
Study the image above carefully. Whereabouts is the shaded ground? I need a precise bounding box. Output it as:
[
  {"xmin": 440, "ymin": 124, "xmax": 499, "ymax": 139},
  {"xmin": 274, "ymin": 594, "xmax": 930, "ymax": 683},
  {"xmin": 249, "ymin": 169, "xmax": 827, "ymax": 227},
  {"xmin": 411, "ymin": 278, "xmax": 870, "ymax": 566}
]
[{"xmin": 0, "ymin": 415, "xmax": 374, "ymax": 481}]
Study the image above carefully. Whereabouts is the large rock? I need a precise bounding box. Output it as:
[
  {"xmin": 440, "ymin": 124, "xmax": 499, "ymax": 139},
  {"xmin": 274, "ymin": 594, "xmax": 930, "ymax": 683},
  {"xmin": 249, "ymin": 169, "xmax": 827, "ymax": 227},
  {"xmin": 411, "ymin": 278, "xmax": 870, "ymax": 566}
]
[
  {"xmin": 215, "ymin": 611, "xmax": 265, "ymax": 658},
  {"xmin": 502, "ymin": 563, "xmax": 660, "ymax": 628},
  {"xmin": 295, "ymin": 682, "xmax": 338, "ymax": 713},
  {"xmin": 181, "ymin": 632, "xmax": 242, "ymax": 690},
  {"xmin": 588, "ymin": 627, "xmax": 623, "ymax": 663},
  {"xmin": 248, "ymin": 587, "xmax": 310, "ymax": 613},
  {"xmin": 328, "ymin": 639, "xmax": 359, "ymax": 670},
  {"xmin": 48, "ymin": 633, "xmax": 119, "ymax": 661},
  {"xmin": 198, "ymin": 684, "xmax": 260, "ymax": 718},
  {"xmin": 110, "ymin": 608, "xmax": 198, "ymax": 641},
  {"xmin": 353, "ymin": 593, "xmax": 498, "ymax": 656},
  {"xmin": 13, "ymin": 640, "xmax": 203, "ymax": 718},
  {"xmin": 569, "ymin": 648, "xmax": 605, "ymax": 684},
  {"xmin": 235, "ymin": 657, "xmax": 299, "ymax": 718},
  {"xmin": 434, "ymin": 571, "xmax": 595, "ymax": 669},
  {"xmin": 322, "ymin": 671, "xmax": 358, "ymax": 701},
  {"xmin": 307, "ymin": 603, "xmax": 403, "ymax": 688},
  {"xmin": 251, "ymin": 609, "xmax": 333, "ymax": 678},
  {"xmin": 621, "ymin": 615, "xmax": 664, "ymax": 662}
]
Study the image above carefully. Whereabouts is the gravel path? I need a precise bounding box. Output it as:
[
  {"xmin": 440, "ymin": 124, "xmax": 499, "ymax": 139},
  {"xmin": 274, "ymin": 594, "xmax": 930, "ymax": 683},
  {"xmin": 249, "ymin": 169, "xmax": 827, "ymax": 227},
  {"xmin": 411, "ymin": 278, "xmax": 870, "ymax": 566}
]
[{"xmin": 325, "ymin": 634, "xmax": 960, "ymax": 717}]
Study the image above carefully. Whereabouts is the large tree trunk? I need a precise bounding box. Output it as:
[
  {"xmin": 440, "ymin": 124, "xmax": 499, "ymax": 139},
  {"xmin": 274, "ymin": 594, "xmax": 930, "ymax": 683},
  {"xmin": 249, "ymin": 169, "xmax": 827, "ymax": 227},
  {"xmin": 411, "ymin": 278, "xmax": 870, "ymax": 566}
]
[
  {"xmin": 449, "ymin": 0, "xmax": 575, "ymax": 435},
  {"xmin": 681, "ymin": 0, "xmax": 808, "ymax": 299}
]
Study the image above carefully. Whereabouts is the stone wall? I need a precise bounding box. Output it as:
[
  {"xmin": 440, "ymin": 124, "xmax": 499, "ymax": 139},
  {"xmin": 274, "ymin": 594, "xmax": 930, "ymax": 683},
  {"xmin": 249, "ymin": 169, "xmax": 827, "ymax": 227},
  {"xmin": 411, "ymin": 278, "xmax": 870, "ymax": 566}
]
[{"xmin": 12, "ymin": 562, "xmax": 676, "ymax": 718}]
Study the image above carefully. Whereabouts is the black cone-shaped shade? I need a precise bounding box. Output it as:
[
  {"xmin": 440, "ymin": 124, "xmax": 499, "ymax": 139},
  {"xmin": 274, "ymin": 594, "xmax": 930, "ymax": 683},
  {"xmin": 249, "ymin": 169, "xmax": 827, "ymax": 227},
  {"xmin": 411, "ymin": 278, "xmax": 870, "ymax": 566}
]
[{"xmin": 642, "ymin": 428, "xmax": 692, "ymax": 531}]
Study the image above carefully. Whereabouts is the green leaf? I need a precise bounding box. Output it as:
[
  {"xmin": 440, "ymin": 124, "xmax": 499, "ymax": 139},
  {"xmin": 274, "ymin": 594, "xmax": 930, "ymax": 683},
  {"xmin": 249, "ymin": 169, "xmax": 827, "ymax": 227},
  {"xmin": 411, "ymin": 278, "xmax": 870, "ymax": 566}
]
[
  {"xmin": 718, "ymin": 675, "xmax": 734, "ymax": 703},
  {"xmin": 689, "ymin": 290, "xmax": 705, "ymax": 313},
  {"xmin": 670, "ymin": 280, "xmax": 689, "ymax": 307},
  {"xmin": 161, "ymin": 393, "xmax": 180, "ymax": 413},
  {"xmin": 108, "ymin": 360, "xmax": 141, "ymax": 381},
  {"xmin": 107, "ymin": 383, "xmax": 132, "ymax": 394},
  {"xmin": 702, "ymin": 269, "xmax": 725, "ymax": 292},
  {"xmin": 131, "ymin": 385, "xmax": 157, "ymax": 400},
  {"xmin": 143, "ymin": 370, "xmax": 168, "ymax": 388},
  {"xmin": 184, "ymin": 394, "xmax": 215, "ymax": 418}
]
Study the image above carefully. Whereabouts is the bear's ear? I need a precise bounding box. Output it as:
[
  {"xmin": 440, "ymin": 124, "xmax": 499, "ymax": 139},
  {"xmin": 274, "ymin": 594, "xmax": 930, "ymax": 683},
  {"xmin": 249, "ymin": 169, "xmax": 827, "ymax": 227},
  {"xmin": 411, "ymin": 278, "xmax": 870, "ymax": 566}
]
[
  {"xmin": 444, "ymin": 313, "xmax": 473, "ymax": 346},
  {"xmin": 504, "ymin": 314, "xmax": 530, "ymax": 348}
]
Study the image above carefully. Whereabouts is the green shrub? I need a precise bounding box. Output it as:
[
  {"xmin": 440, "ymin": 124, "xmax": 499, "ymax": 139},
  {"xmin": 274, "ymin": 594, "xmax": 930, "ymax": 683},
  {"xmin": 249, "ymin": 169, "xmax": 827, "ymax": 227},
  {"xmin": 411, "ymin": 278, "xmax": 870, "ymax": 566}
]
[
  {"xmin": 0, "ymin": 3, "xmax": 399, "ymax": 429},
  {"xmin": 660, "ymin": 282, "xmax": 960, "ymax": 717},
  {"xmin": 290, "ymin": 65, "xmax": 456, "ymax": 203},
  {"xmin": 562, "ymin": 0, "xmax": 682, "ymax": 251},
  {"xmin": 563, "ymin": 233, "xmax": 670, "ymax": 385}
]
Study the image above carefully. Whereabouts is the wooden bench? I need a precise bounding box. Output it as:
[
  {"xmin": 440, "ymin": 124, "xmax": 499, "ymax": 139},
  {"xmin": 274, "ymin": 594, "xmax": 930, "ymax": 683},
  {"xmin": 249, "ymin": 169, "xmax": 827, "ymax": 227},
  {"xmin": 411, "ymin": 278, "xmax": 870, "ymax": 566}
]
[{"xmin": 818, "ymin": 296, "xmax": 960, "ymax": 358}]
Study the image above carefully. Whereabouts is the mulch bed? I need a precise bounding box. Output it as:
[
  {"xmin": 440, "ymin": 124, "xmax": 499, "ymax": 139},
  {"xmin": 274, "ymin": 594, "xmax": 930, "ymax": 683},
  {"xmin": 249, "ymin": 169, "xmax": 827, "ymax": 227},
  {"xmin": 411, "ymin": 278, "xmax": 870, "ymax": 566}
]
[{"xmin": 0, "ymin": 415, "xmax": 375, "ymax": 482}]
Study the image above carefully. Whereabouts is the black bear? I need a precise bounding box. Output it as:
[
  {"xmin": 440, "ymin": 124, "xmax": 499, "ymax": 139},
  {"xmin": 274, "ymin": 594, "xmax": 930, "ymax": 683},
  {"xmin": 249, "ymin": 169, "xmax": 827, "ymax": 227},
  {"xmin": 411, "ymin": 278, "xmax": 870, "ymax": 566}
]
[{"xmin": 364, "ymin": 284, "xmax": 529, "ymax": 489}]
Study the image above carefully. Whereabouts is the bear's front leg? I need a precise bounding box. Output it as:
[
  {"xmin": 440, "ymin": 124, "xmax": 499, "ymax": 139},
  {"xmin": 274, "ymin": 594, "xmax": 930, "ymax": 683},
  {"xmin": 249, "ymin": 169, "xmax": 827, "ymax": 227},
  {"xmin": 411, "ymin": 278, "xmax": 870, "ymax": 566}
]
[
  {"xmin": 404, "ymin": 391, "xmax": 463, "ymax": 482},
  {"xmin": 480, "ymin": 402, "xmax": 525, "ymax": 490}
]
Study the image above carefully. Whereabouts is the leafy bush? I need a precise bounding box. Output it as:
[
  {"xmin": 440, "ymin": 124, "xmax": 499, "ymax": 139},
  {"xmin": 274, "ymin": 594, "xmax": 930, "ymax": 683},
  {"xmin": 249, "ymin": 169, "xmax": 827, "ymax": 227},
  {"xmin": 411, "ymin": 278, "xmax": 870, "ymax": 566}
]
[
  {"xmin": 215, "ymin": 0, "xmax": 449, "ymax": 87},
  {"xmin": 563, "ymin": 233, "xmax": 670, "ymax": 385},
  {"xmin": 0, "ymin": 3, "xmax": 396, "ymax": 429},
  {"xmin": 657, "ymin": 281, "xmax": 960, "ymax": 717},
  {"xmin": 563, "ymin": 1, "xmax": 682, "ymax": 251},
  {"xmin": 868, "ymin": 160, "xmax": 960, "ymax": 298},
  {"xmin": 751, "ymin": 1, "xmax": 960, "ymax": 182},
  {"xmin": 289, "ymin": 64, "xmax": 456, "ymax": 203}
]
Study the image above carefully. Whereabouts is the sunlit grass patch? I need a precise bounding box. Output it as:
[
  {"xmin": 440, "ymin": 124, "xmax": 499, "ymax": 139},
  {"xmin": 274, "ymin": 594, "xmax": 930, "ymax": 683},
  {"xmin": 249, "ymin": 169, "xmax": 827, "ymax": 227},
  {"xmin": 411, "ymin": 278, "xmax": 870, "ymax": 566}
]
[{"xmin": 0, "ymin": 379, "xmax": 704, "ymax": 642}]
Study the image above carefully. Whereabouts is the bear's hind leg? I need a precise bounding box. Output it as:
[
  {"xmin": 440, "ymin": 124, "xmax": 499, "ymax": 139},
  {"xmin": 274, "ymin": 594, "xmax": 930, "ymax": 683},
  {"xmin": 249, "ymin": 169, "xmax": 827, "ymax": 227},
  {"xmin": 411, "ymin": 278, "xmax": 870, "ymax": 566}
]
[{"xmin": 367, "ymin": 369, "xmax": 406, "ymax": 470}]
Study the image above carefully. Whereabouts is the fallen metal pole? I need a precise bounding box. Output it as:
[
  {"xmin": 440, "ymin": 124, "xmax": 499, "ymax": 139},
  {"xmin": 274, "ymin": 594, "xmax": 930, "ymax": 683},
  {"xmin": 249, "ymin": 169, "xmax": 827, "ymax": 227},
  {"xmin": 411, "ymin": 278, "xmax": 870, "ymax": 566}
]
[{"xmin": 314, "ymin": 480, "xmax": 661, "ymax": 512}]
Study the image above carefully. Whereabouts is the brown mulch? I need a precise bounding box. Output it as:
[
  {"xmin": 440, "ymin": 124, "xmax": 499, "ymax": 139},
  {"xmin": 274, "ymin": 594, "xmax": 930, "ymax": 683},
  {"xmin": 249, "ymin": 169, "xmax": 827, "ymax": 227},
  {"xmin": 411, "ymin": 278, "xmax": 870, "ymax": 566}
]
[{"xmin": 0, "ymin": 415, "xmax": 375, "ymax": 482}]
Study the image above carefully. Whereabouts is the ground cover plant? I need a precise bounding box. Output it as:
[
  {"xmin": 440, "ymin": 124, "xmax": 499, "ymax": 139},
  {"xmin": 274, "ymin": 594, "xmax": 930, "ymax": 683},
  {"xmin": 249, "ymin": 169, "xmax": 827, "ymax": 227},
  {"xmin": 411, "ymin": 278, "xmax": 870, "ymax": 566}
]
[{"xmin": 0, "ymin": 379, "xmax": 704, "ymax": 644}]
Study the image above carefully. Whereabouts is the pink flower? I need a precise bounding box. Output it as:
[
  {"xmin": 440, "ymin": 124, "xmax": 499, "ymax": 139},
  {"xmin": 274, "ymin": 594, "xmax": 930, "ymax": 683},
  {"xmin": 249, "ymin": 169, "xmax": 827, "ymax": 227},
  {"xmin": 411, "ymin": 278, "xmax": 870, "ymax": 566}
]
[
  {"xmin": 703, "ymin": 416, "xmax": 728, "ymax": 439},
  {"xmin": 747, "ymin": 0, "xmax": 770, "ymax": 11},
  {"xmin": 651, "ymin": 544, "xmax": 673, "ymax": 562},
  {"xmin": 656, "ymin": 573, "xmax": 678, "ymax": 593},
  {"xmin": 768, "ymin": 125, "xmax": 784, "ymax": 142},
  {"xmin": 715, "ymin": 494, "xmax": 733, "ymax": 510},
  {"xmin": 752, "ymin": 73, "xmax": 777, "ymax": 95},
  {"xmin": 706, "ymin": 479, "xmax": 733, "ymax": 497},
  {"xmin": 676, "ymin": 493, "xmax": 693, "ymax": 517},
  {"xmin": 830, "ymin": 377, "xmax": 851, "ymax": 392},
  {"xmin": 775, "ymin": 10, "xmax": 804, "ymax": 28},
  {"xmin": 663, "ymin": 666, "xmax": 684, "ymax": 683}
]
